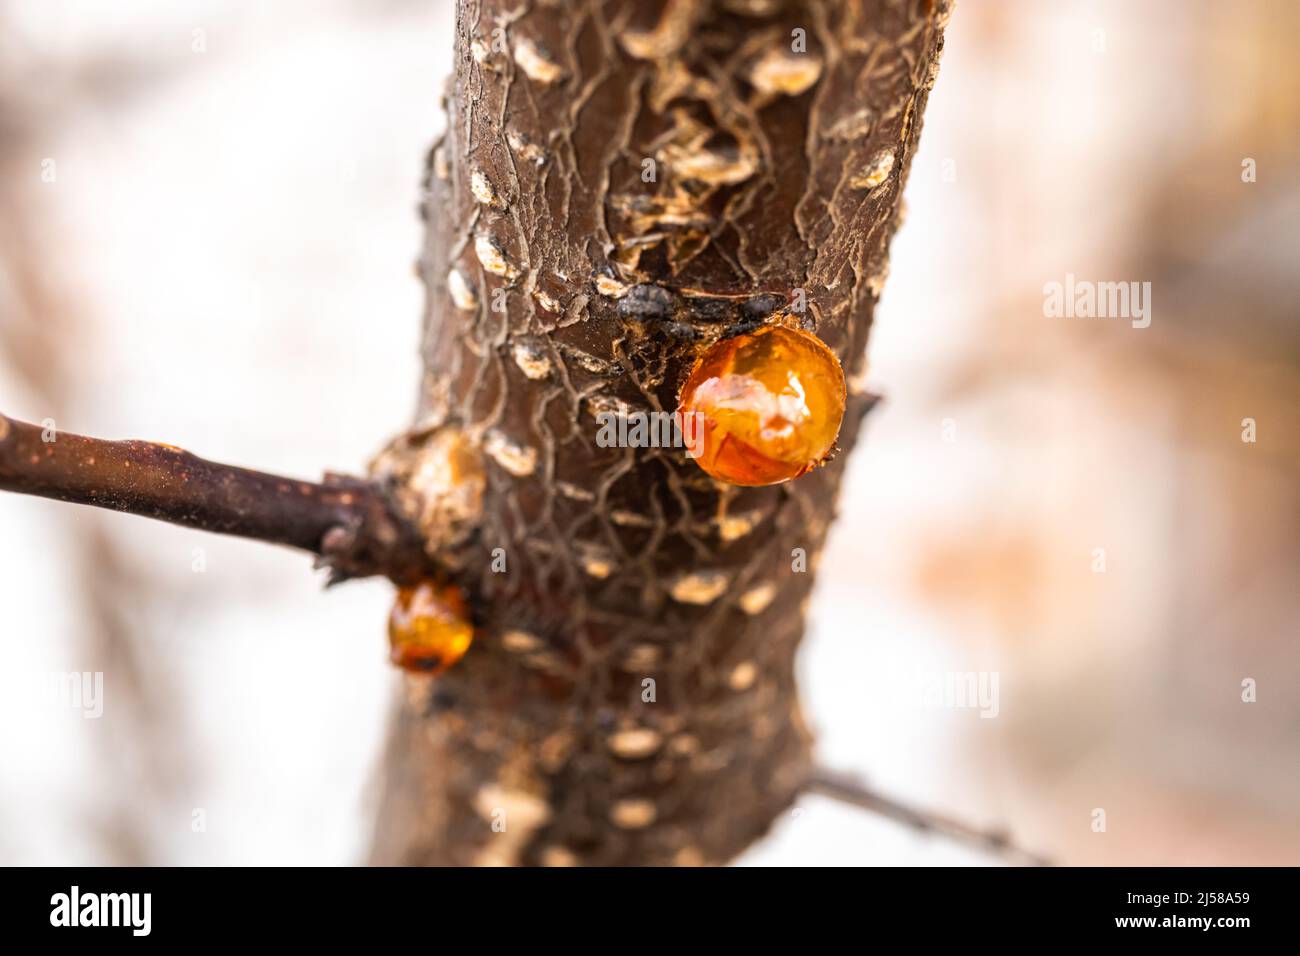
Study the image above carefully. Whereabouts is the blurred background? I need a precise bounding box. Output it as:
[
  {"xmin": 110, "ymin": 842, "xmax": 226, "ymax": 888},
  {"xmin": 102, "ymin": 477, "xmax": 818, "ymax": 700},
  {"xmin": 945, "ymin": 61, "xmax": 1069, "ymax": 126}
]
[{"xmin": 1, "ymin": 0, "xmax": 1296, "ymax": 865}]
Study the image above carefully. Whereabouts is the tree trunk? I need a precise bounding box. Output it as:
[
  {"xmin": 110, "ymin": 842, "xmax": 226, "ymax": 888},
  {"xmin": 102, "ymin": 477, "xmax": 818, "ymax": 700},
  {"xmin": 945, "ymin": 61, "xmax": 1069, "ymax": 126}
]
[{"xmin": 370, "ymin": 0, "xmax": 950, "ymax": 866}]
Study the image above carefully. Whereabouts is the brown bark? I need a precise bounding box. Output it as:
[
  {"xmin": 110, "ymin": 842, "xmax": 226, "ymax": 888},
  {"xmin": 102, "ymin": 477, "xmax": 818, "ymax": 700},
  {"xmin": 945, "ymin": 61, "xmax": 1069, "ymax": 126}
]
[
  {"xmin": 370, "ymin": 0, "xmax": 950, "ymax": 866},
  {"xmin": 0, "ymin": 413, "xmax": 433, "ymax": 585}
]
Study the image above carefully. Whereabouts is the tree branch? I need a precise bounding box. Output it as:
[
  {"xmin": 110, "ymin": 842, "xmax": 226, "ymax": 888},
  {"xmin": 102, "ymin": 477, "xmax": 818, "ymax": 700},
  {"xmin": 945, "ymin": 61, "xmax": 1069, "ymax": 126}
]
[
  {"xmin": 805, "ymin": 768, "xmax": 1052, "ymax": 866},
  {"xmin": 0, "ymin": 412, "xmax": 432, "ymax": 584}
]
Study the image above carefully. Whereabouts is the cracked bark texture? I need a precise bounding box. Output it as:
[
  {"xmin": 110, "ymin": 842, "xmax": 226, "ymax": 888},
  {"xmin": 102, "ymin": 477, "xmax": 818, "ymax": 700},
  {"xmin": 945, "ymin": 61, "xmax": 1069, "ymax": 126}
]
[{"xmin": 370, "ymin": 0, "xmax": 949, "ymax": 866}]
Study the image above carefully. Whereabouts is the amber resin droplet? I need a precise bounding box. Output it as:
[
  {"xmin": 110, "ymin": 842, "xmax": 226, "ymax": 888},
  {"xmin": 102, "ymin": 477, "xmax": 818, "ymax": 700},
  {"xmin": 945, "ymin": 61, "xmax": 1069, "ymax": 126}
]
[
  {"xmin": 677, "ymin": 325, "xmax": 846, "ymax": 487},
  {"xmin": 387, "ymin": 581, "xmax": 474, "ymax": 674}
]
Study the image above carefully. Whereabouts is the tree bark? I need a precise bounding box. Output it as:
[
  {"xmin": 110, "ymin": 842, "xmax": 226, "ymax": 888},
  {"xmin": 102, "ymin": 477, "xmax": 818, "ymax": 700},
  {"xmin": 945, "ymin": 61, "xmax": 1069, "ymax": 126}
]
[
  {"xmin": 0, "ymin": 414, "xmax": 435, "ymax": 586},
  {"xmin": 370, "ymin": 0, "xmax": 950, "ymax": 866}
]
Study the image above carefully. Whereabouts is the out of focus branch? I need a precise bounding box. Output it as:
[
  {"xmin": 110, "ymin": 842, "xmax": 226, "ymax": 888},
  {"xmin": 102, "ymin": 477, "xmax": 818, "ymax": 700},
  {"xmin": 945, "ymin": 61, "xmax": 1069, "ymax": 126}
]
[
  {"xmin": 805, "ymin": 768, "xmax": 1051, "ymax": 866},
  {"xmin": 0, "ymin": 412, "xmax": 431, "ymax": 585}
]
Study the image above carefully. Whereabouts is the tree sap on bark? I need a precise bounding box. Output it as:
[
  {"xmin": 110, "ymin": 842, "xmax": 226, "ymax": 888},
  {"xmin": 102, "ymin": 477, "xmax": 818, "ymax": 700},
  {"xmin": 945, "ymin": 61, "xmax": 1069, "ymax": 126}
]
[{"xmin": 371, "ymin": 0, "xmax": 950, "ymax": 866}]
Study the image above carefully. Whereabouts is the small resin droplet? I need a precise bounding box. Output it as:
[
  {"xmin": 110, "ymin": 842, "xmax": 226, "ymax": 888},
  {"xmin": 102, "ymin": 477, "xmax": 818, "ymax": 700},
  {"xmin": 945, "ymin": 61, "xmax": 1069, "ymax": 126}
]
[
  {"xmin": 388, "ymin": 581, "xmax": 474, "ymax": 674},
  {"xmin": 677, "ymin": 325, "xmax": 846, "ymax": 487}
]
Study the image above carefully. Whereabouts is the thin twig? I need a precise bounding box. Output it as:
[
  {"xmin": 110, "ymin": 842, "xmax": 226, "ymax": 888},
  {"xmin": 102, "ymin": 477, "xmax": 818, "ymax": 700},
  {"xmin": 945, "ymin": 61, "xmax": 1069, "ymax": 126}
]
[
  {"xmin": 805, "ymin": 767, "xmax": 1052, "ymax": 866},
  {"xmin": 0, "ymin": 412, "xmax": 432, "ymax": 585}
]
